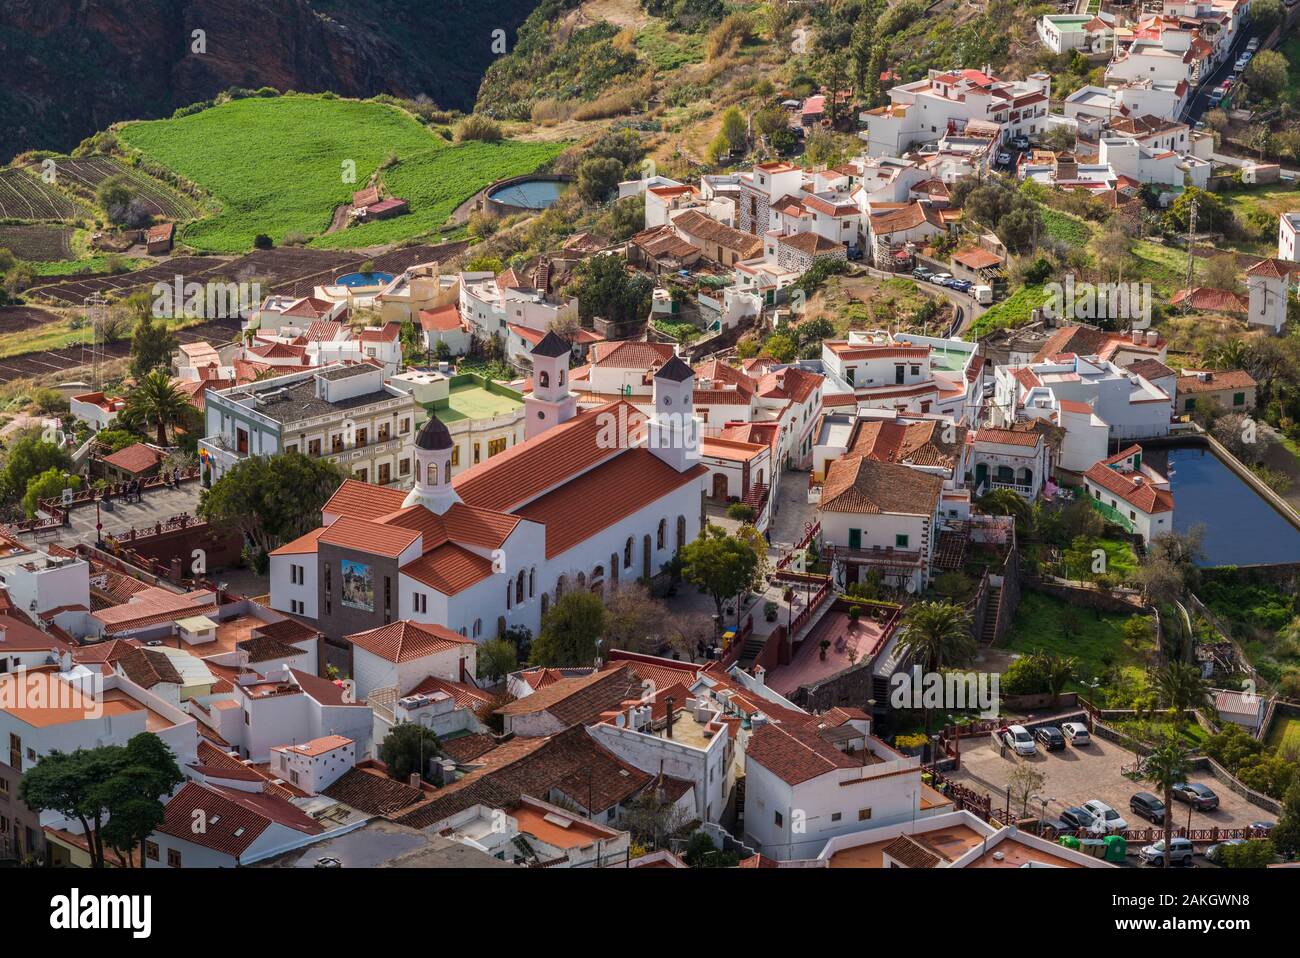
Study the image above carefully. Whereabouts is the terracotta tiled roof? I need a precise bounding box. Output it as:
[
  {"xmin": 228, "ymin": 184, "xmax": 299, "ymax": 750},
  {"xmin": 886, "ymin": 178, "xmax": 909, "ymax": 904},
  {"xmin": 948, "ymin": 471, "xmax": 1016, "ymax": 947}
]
[
  {"xmin": 418, "ymin": 304, "xmax": 465, "ymax": 333},
  {"xmin": 745, "ymin": 721, "xmax": 872, "ymax": 786},
  {"xmin": 589, "ymin": 341, "xmax": 676, "ymax": 369},
  {"xmin": 322, "ymin": 479, "xmax": 407, "ymax": 521},
  {"xmin": 496, "ymin": 666, "xmax": 643, "ymax": 728},
  {"xmin": 236, "ymin": 634, "xmax": 306, "ymax": 664},
  {"xmin": 347, "ymin": 620, "xmax": 474, "ymax": 664},
  {"xmin": 290, "ymin": 668, "xmax": 367, "ymax": 707},
  {"xmin": 102, "ymin": 443, "xmax": 163, "ymax": 475},
  {"xmin": 820, "ymin": 457, "xmax": 943, "ymax": 516},
  {"xmin": 1084, "ymin": 451, "xmax": 1172, "ymax": 515},
  {"xmin": 317, "ymin": 516, "xmax": 421, "ymax": 558},
  {"xmin": 0, "ymin": 613, "xmax": 71, "ymax": 652},
  {"xmin": 1245, "ymin": 258, "xmax": 1295, "ymax": 280},
  {"xmin": 973, "ymin": 427, "xmax": 1043, "ymax": 448},
  {"xmin": 322, "ymin": 764, "xmax": 429, "ymax": 817},
  {"xmin": 252, "ymin": 618, "xmax": 318, "ymax": 645},
  {"xmin": 847, "ymin": 418, "xmax": 963, "ymax": 470},
  {"xmin": 672, "ymin": 210, "xmax": 764, "ymax": 259},
  {"xmin": 402, "ymin": 543, "xmax": 495, "ymax": 595},
  {"xmin": 438, "ymin": 733, "xmax": 499, "ymax": 763},
  {"xmin": 408, "ymin": 674, "xmax": 494, "ymax": 710},
  {"xmin": 1169, "ymin": 287, "xmax": 1248, "ymax": 314},
  {"xmin": 516, "ymin": 447, "xmax": 707, "ymax": 558},
  {"xmin": 116, "ymin": 647, "xmax": 184, "ymax": 688},
  {"xmin": 883, "ymin": 833, "xmax": 949, "ymax": 868},
  {"xmin": 453, "ymin": 400, "xmax": 643, "ymax": 513},
  {"xmin": 1175, "ymin": 369, "xmax": 1257, "ymax": 394},
  {"xmin": 1126, "ymin": 358, "xmax": 1176, "ymax": 381},
  {"xmin": 1030, "ymin": 325, "xmax": 1111, "ymax": 364},
  {"xmin": 157, "ymin": 781, "xmax": 322, "ymax": 858},
  {"xmin": 393, "ymin": 725, "xmax": 650, "ymax": 828}
]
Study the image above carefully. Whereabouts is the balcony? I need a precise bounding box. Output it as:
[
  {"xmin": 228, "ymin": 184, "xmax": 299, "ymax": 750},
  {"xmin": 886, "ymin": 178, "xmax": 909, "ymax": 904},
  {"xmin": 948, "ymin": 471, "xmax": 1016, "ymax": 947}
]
[{"xmin": 824, "ymin": 543, "xmax": 924, "ymax": 568}]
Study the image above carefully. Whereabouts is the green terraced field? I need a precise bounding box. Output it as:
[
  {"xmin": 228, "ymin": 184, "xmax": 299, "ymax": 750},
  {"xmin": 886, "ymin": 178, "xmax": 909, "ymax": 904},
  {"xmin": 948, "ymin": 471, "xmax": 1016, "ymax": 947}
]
[{"xmin": 118, "ymin": 94, "xmax": 562, "ymax": 253}]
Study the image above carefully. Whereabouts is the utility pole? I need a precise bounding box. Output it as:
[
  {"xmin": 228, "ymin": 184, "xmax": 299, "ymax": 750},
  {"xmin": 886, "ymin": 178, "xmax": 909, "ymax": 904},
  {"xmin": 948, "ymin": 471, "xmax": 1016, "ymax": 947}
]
[{"xmin": 1183, "ymin": 195, "xmax": 1198, "ymax": 315}]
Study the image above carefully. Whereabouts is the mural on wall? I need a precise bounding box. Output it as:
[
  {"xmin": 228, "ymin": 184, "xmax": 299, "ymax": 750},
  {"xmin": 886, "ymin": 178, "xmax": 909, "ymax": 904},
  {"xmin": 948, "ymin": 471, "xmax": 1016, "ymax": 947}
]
[{"xmin": 340, "ymin": 559, "xmax": 375, "ymax": 612}]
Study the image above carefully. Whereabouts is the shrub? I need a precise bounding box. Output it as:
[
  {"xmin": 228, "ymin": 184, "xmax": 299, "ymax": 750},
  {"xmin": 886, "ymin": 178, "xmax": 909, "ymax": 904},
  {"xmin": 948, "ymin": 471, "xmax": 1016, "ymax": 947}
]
[
  {"xmin": 455, "ymin": 115, "xmax": 503, "ymax": 143},
  {"xmin": 726, "ymin": 502, "xmax": 756, "ymax": 522}
]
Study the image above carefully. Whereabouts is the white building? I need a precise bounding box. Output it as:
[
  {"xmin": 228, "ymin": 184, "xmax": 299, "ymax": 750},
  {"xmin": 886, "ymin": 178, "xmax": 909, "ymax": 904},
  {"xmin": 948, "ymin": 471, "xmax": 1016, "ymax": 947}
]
[
  {"xmin": 1279, "ymin": 212, "xmax": 1300, "ymax": 263},
  {"xmin": 1245, "ymin": 258, "xmax": 1293, "ymax": 335},
  {"xmin": 1037, "ymin": 14, "xmax": 1114, "ymax": 54},
  {"xmin": 200, "ymin": 362, "xmax": 418, "ymax": 488},
  {"xmin": 1083, "ymin": 444, "xmax": 1174, "ymax": 542},
  {"xmin": 268, "ymin": 338, "xmax": 710, "ymax": 643},
  {"xmin": 268, "ymin": 735, "xmax": 356, "ymax": 795}
]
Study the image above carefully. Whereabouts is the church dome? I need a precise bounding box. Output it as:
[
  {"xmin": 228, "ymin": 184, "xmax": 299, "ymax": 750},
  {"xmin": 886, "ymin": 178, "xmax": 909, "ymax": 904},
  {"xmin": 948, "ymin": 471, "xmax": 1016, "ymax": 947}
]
[{"xmin": 415, "ymin": 413, "xmax": 453, "ymax": 451}]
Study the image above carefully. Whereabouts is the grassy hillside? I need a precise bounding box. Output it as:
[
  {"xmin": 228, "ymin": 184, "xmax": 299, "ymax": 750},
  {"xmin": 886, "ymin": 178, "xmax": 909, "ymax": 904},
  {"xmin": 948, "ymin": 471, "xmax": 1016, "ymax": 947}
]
[{"xmin": 118, "ymin": 94, "xmax": 562, "ymax": 252}]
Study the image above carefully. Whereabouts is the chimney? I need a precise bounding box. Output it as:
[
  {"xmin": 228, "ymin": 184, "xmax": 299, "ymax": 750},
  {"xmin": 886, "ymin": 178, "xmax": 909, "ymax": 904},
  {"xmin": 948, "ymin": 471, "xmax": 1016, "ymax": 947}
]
[
  {"xmin": 409, "ymin": 772, "xmax": 422, "ymax": 790},
  {"xmin": 1131, "ymin": 328, "xmax": 1142, "ymax": 344},
  {"xmin": 1146, "ymin": 330, "xmax": 1158, "ymax": 347},
  {"xmin": 664, "ymin": 696, "xmax": 674, "ymax": 739}
]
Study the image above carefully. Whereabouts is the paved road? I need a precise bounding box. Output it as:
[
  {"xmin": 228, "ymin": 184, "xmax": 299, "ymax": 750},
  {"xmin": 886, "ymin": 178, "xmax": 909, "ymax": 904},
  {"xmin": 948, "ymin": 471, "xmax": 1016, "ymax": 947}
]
[{"xmin": 1181, "ymin": 24, "xmax": 1258, "ymax": 125}]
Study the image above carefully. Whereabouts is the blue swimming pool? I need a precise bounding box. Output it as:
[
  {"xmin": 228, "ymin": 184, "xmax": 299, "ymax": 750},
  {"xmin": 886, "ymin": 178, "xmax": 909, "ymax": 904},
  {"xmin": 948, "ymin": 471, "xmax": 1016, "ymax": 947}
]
[
  {"xmin": 335, "ymin": 271, "xmax": 394, "ymax": 288},
  {"xmin": 488, "ymin": 179, "xmax": 567, "ymax": 210},
  {"xmin": 1166, "ymin": 444, "xmax": 1300, "ymax": 566}
]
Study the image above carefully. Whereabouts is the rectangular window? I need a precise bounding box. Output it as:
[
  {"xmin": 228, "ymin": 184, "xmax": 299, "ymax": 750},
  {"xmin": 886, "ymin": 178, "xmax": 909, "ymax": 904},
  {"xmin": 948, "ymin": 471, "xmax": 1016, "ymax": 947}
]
[
  {"xmin": 309, "ymin": 438, "xmax": 322, "ymax": 457},
  {"xmin": 378, "ymin": 422, "xmax": 391, "ymax": 442},
  {"xmin": 378, "ymin": 462, "xmax": 391, "ymax": 485},
  {"xmin": 831, "ymin": 812, "xmax": 842, "ymax": 822},
  {"xmin": 895, "ymin": 534, "xmax": 909, "ymax": 548},
  {"xmin": 1233, "ymin": 392, "xmax": 1245, "ymax": 406},
  {"xmin": 473, "ymin": 443, "xmax": 481, "ymax": 464},
  {"xmin": 774, "ymin": 811, "xmax": 783, "ymax": 827},
  {"xmin": 399, "ymin": 457, "xmax": 410, "ymax": 476},
  {"xmin": 167, "ymin": 848, "xmax": 182, "ymax": 868},
  {"xmin": 285, "ymin": 443, "xmax": 298, "ymax": 454},
  {"xmin": 858, "ymin": 808, "xmax": 872, "ymax": 821},
  {"xmin": 488, "ymin": 437, "xmax": 507, "ymax": 458},
  {"xmin": 146, "ymin": 841, "xmax": 159, "ymax": 862},
  {"xmin": 355, "ymin": 427, "xmax": 368, "ymax": 447},
  {"xmin": 400, "ymin": 418, "xmax": 411, "ymax": 434}
]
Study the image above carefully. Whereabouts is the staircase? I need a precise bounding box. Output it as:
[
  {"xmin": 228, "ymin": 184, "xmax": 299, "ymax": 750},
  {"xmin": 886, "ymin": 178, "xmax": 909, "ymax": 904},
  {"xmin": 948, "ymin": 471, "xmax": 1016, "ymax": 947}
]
[
  {"xmin": 736, "ymin": 633, "xmax": 767, "ymax": 670},
  {"xmin": 742, "ymin": 481, "xmax": 769, "ymax": 511},
  {"xmin": 981, "ymin": 585, "xmax": 1002, "ymax": 645}
]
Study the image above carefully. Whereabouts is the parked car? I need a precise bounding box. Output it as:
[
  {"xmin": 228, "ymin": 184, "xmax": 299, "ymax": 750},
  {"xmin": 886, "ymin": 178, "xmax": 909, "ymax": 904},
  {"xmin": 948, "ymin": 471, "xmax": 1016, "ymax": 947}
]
[
  {"xmin": 1208, "ymin": 91, "xmax": 1225, "ymax": 107},
  {"xmin": 1082, "ymin": 799, "xmax": 1129, "ymax": 833},
  {"xmin": 1060, "ymin": 722, "xmax": 1090, "ymax": 746},
  {"xmin": 1036, "ymin": 726, "xmax": 1066, "ymax": 751},
  {"xmin": 912, "ymin": 266, "xmax": 934, "ymax": 281},
  {"xmin": 1172, "ymin": 782, "xmax": 1219, "ymax": 811},
  {"xmin": 996, "ymin": 151, "xmax": 1013, "ymax": 167},
  {"xmin": 1001, "ymin": 724, "xmax": 1037, "ymax": 756},
  {"xmin": 846, "ymin": 244, "xmax": 864, "ymax": 262},
  {"xmin": 1247, "ymin": 37, "xmax": 1260, "ymax": 52},
  {"xmin": 1130, "ymin": 792, "xmax": 1167, "ymax": 824},
  {"xmin": 1206, "ymin": 838, "xmax": 1247, "ymax": 863},
  {"xmin": 944, "ymin": 278, "xmax": 973, "ymax": 293},
  {"xmin": 1060, "ymin": 806, "xmax": 1106, "ymax": 835},
  {"xmin": 1011, "ymin": 135, "xmax": 1030, "ymax": 149},
  {"xmin": 1249, "ymin": 820, "xmax": 1274, "ymax": 835},
  {"xmin": 928, "ymin": 272, "xmax": 953, "ymax": 286},
  {"xmin": 1139, "ymin": 837, "xmax": 1194, "ymax": 866}
]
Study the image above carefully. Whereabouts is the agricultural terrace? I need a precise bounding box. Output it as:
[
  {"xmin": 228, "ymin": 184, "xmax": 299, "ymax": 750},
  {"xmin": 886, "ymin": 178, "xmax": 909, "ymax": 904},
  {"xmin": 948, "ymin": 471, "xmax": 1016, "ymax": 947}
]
[
  {"xmin": 0, "ymin": 168, "xmax": 87, "ymax": 220},
  {"xmin": 118, "ymin": 95, "xmax": 564, "ymax": 253},
  {"xmin": 54, "ymin": 156, "xmax": 203, "ymax": 221},
  {"xmin": 0, "ymin": 225, "xmax": 74, "ymax": 261}
]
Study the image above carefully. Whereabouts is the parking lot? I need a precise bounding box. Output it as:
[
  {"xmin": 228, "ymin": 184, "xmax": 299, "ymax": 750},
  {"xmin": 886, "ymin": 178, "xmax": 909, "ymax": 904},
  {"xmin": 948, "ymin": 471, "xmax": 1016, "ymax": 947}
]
[{"xmin": 949, "ymin": 726, "xmax": 1264, "ymax": 838}]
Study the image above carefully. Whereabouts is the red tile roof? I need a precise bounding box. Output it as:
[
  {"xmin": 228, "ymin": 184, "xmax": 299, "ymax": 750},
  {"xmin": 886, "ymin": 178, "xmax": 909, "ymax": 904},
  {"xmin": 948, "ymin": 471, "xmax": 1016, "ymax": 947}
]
[
  {"xmin": 1084, "ymin": 455, "xmax": 1172, "ymax": 514},
  {"xmin": 401, "ymin": 543, "xmax": 495, "ymax": 595},
  {"xmin": 317, "ymin": 516, "xmax": 421, "ymax": 558},
  {"xmin": 516, "ymin": 448, "xmax": 707, "ymax": 558},
  {"xmin": 157, "ymin": 781, "xmax": 322, "ymax": 858},
  {"xmin": 453, "ymin": 400, "xmax": 644, "ymax": 513},
  {"xmin": 346, "ymin": 620, "xmax": 474, "ymax": 664},
  {"xmin": 820, "ymin": 457, "xmax": 943, "ymax": 516},
  {"xmin": 419, "ymin": 304, "xmax": 465, "ymax": 333},
  {"xmin": 102, "ymin": 443, "xmax": 163, "ymax": 475}
]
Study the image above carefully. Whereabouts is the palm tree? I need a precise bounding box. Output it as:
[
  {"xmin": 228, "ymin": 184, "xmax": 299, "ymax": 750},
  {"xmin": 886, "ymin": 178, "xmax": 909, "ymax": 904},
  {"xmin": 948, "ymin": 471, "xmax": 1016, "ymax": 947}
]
[
  {"xmin": 1153, "ymin": 661, "xmax": 1212, "ymax": 725},
  {"xmin": 1041, "ymin": 652, "xmax": 1078, "ymax": 708},
  {"xmin": 1142, "ymin": 734, "xmax": 1192, "ymax": 869},
  {"xmin": 897, "ymin": 600, "xmax": 975, "ymax": 733},
  {"xmin": 125, "ymin": 369, "xmax": 189, "ymax": 446},
  {"xmin": 1206, "ymin": 339, "xmax": 1248, "ymax": 371},
  {"xmin": 977, "ymin": 487, "xmax": 1032, "ymax": 525}
]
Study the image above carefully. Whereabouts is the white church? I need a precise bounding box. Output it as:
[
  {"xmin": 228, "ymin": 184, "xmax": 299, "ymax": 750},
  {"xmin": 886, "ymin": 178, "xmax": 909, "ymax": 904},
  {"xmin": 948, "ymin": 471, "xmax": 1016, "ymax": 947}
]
[{"xmin": 268, "ymin": 332, "xmax": 710, "ymax": 642}]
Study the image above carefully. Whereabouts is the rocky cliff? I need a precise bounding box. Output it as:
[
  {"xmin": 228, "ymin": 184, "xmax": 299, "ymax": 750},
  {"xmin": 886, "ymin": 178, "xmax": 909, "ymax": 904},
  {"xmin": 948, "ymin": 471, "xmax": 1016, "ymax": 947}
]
[{"xmin": 0, "ymin": 0, "xmax": 541, "ymax": 160}]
